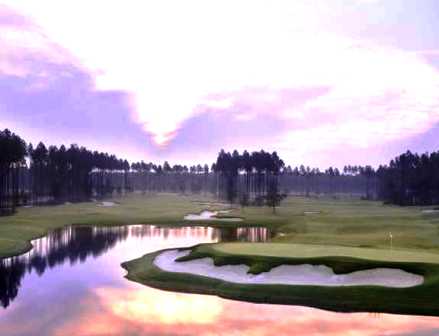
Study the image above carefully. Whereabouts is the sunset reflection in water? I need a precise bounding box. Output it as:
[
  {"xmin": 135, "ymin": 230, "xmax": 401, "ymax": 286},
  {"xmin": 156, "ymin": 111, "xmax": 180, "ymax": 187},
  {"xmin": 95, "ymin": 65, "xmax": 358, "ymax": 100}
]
[{"xmin": 0, "ymin": 225, "xmax": 438, "ymax": 336}]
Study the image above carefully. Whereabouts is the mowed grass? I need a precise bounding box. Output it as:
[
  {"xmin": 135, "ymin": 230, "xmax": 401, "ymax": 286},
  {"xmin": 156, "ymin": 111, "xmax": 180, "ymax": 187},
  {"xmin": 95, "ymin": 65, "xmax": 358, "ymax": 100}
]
[
  {"xmin": 228, "ymin": 196, "xmax": 439, "ymax": 254},
  {"xmin": 209, "ymin": 242, "xmax": 439, "ymax": 264}
]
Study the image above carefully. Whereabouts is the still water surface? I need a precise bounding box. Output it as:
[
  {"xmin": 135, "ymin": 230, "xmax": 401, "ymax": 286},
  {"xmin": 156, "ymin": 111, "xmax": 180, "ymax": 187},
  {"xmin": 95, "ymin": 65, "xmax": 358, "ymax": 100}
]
[{"xmin": 0, "ymin": 224, "xmax": 439, "ymax": 336}]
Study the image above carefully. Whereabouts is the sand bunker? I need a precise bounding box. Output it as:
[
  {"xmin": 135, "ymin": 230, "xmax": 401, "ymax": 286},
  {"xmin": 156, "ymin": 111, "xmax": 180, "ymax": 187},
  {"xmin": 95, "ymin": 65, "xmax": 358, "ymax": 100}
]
[
  {"xmin": 304, "ymin": 211, "xmax": 321, "ymax": 215},
  {"xmin": 98, "ymin": 201, "xmax": 117, "ymax": 207},
  {"xmin": 218, "ymin": 210, "xmax": 232, "ymax": 214},
  {"xmin": 193, "ymin": 201, "xmax": 231, "ymax": 207},
  {"xmin": 154, "ymin": 250, "xmax": 423, "ymax": 288},
  {"xmin": 184, "ymin": 210, "xmax": 242, "ymax": 222},
  {"xmin": 422, "ymin": 209, "xmax": 439, "ymax": 214},
  {"xmin": 195, "ymin": 202, "xmax": 212, "ymax": 207}
]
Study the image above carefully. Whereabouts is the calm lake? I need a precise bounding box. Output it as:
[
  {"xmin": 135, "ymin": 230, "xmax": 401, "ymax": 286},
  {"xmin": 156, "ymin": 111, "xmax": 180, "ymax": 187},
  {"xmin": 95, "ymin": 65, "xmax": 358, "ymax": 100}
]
[{"xmin": 1, "ymin": 225, "xmax": 439, "ymax": 336}]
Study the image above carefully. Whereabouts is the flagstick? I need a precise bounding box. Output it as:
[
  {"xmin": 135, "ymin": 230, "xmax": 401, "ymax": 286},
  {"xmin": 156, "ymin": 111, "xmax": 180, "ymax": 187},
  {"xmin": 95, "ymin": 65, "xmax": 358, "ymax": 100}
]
[{"xmin": 389, "ymin": 232, "xmax": 393, "ymax": 251}]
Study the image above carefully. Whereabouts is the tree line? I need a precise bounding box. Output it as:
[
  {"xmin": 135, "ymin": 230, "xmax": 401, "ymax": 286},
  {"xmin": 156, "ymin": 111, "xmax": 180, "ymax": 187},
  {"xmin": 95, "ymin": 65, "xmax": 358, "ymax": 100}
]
[
  {"xmin": 376, "ymin": 151, "xmax": 439, "ymax": 206},
  {"xmin": 129, "ymin": 161, "xmax": 212, "ymax": 194},
  {"xmin": 1, "ymin": 128, "xmax": 439, "ymax": 214},
  {"xmin": 30, "ymin": 142, "xmax": 132, "ymax": 204},
  {"xmin": 213, "ymin": 149, "xmax": 286, "ymax": 212},
  {"xmin": 0, "ymin": 130, "xmax": 27, "ymax": 214},
  {"xmin": 0, "ymin": 129, "xmax": 132, "ymax": 214},
  {"xmin": 279, "ymin": 164, "xmax": 377, "ymax": 199},
  {"xmin": 0, "ymin": 129, "xmax": 217, "ymax": 213}
]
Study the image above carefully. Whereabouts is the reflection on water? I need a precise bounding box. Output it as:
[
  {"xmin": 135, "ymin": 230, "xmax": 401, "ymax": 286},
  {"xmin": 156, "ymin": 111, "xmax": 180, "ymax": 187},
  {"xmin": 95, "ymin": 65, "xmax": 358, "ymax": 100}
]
[
  {"xmin": 0, "ymin": 225, "xmax": 438, "ymax": 336},
  {"xmin": 0, "ymin": 225, "xmax": 270, "ymax": 309}
]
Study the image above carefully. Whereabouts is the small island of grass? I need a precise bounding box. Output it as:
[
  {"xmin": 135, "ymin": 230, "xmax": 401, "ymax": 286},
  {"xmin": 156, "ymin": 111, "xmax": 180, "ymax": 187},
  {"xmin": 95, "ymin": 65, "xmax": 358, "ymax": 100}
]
[{"xmin": 122, "ymin": 242, "xmax": 439, "ymax": 316}]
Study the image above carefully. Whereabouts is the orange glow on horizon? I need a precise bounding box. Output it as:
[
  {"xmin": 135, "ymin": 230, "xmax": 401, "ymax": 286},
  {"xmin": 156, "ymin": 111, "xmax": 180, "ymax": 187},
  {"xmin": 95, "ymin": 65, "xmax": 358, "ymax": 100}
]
[
  {"xmin": 51, "ymin": 284, "xmax": 439, "ymax": 336},
  {"xmin": 100, "ymin": 287, "xmax": 223, "ymax": 325}
]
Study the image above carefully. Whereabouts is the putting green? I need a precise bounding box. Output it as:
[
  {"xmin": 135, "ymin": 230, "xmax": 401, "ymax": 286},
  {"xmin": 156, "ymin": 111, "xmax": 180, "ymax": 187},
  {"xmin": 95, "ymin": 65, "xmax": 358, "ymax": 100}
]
[{"xmin": 210, "ymin": 242, "xmax": 439, "ymax": 264}]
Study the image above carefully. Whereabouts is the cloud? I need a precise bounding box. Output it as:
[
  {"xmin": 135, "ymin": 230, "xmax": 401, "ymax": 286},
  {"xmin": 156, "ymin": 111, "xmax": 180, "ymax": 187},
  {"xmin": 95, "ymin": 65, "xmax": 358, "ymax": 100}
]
[
  {"xmin": 2, "ymin": 1, "xmax": 439, "ymax": 166},
  {"xmin": 161, "ymin": 86, "xmax": 329, "ymax": 161},
  {"xmin": 4, "ymin": 0, "xmax": 438, "ymax": 148},
  {"xmin": 0, "ymin": 5, "xmax": 32, "ymax": 28},
  {"xmin": 0, "ymin": 6, "xmax": 156, "ymax": 160},
  {"xmin": 163, "ymin": 42, "xmax": 439, "ymax": 165}
]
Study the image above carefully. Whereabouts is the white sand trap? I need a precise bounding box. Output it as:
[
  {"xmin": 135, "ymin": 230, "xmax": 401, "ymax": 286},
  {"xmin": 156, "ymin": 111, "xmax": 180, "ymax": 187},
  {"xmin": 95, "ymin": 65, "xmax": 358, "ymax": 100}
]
[
  {"xmin": 98, "ymin": 201, "xmax": 117, "ymax": 207},
  {"xmin": 218, "ymin": 210, "xmax": 232, "ymax": 214},
  {"xmin": 184, "ymin": 210, "xmax": 242, "ymax": 222},
  {"xmin": 304, "ymin": 211, "xmax": 321, "ymax": 215},
  {"xmin": 422, "ymin": 209, "xmax": 439, "ymax": 214},
  {"xmin": 154, "ymin": 250, "xmax": 423, "ymax": 288},
  {"xmin": 193, "ymin": 201, "xmax": 230, "ymax": 207}
]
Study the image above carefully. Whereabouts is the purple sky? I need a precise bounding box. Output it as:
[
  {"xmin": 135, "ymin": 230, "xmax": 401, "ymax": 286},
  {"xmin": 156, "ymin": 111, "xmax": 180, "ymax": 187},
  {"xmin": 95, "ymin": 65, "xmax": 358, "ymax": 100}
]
[{"xmin": 1, "ymin": 1, "xmax": 439, "ymax": 168}]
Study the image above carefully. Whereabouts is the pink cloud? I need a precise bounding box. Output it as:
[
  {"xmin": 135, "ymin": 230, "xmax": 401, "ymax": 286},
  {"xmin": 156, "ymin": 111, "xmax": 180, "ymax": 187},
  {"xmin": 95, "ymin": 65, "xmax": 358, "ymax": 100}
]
[{"xmin": 0, "ymin": 5, "xmax": 33, "ymax": 29}]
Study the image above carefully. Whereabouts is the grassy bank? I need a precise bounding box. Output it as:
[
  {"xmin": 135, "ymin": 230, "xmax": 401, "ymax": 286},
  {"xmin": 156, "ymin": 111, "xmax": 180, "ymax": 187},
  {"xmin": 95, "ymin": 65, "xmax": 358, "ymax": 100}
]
[
  {"xmin": 122, "ymin": 244, "xmax": 439, "ymax": 316},
  {"xmin": 0, "ymin": 193, "xmax": 250, "ymax": 259}
]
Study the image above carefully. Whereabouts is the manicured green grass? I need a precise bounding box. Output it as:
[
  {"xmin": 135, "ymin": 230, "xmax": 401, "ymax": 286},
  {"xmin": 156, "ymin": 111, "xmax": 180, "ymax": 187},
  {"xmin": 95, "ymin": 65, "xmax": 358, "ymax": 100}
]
[
  {"xmin": 231, "ymin": 196, "xmax": 439, "ymax": 253},
  {"xmin": 209, "ymin": 242, "xmax": 439, "ymax": 264},
  {"xmin": 0, "ymin": 238, "xmax": 31, "ymax": 258},
  {"xmin": 122, "ymin": 245, "xmax": 439, "ymax": 316}
]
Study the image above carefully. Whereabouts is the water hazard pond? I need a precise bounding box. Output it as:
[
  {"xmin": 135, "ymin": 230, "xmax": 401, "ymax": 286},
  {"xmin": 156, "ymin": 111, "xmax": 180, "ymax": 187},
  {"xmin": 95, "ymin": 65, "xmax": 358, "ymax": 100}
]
[{"xmin": 1, "ymin": 225, "xmax": 439, "ymax": 336}]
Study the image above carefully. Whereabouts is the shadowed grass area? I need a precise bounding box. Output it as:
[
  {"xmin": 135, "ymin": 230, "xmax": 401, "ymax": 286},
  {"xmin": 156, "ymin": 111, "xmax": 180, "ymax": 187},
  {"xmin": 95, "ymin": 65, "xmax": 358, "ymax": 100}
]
[{"xmin": 122, "ymin": 245, "xmax": 439, "ymax": 316}]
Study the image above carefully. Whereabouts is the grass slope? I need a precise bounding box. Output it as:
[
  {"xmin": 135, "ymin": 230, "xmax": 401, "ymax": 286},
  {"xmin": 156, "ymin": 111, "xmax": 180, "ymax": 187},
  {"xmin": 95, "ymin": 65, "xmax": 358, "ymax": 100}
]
[{"xmin": 0, "ymin": 193, "xmax": 250, "ymax": 259}]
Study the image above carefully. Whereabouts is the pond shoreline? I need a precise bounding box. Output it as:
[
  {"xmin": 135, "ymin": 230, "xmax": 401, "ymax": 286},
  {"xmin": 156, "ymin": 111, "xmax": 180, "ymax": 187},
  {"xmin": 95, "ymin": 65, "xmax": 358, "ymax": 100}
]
[{"xmin": 0, "ymin": 194, "xmax": 266, "ymax": 260}]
